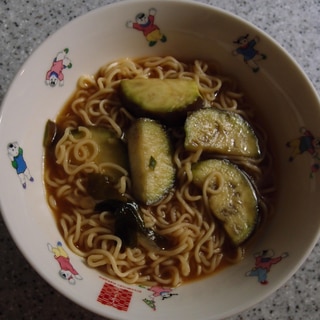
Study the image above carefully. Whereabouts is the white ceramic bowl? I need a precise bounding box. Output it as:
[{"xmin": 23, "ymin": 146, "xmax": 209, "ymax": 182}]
[{"xmin": 1, "ymin": 1, "xmax": 320, "ymax": 319}]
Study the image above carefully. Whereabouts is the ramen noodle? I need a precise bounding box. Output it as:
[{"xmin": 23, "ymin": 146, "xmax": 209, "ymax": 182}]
[{"xmin": 44, "ymin": 56, "xmax": 275, "ymax": 287}]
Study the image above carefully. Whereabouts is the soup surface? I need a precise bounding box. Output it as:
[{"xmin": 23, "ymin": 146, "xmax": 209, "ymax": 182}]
[{"xmin": 44, "ymin": 56, "xmax": 275, "ymax": 287}]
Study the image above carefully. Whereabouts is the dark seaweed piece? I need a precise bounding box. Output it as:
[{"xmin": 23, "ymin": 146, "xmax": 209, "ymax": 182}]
[
  {"xmin": 141, "ymin": 227, "xmax": 171, "ymax": 251},
  {"xmin": 94, "ymin": 199, "xmax": 171, "ymax": 250},
  {"xmin": 114, "ymin": 202, "xmax": 140, "ymax": 248},
  {"xmin": 87, "ymin": 173, "xmax": 127, "ymax": 201},
  {"xmin": 43, "ymin": 119, "xmax": 63, "ymax": 147},
  {"xmin": 95, "ymin": 199, "xmax": 130, "ymax": 213}
]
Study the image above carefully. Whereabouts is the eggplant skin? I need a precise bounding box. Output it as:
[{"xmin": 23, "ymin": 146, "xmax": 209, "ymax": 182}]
[
  {"xmin": 192, "ymin": 159, "xmax": 259, "ymax": 246},
  {"xmin": 120, "ymin": 78, "xmax": 203, "ymax": 126},
  {"xmin": 127, "ymin": 118, "xmax": 176, "ymax": 205},
  {"xmin": 184, "ymin": 108, "xmax": 261, "ymax": 158}
]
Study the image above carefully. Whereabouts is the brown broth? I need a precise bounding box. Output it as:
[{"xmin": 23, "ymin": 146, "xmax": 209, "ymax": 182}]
[{"xmin": 43, "ymin": 58, "xmax": 276, "ymax": 285}]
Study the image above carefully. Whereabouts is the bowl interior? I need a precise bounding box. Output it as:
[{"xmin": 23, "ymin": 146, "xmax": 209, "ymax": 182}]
[{"xmin": 1, "ymin": 1, "xmax": 320, "ymax": 319}]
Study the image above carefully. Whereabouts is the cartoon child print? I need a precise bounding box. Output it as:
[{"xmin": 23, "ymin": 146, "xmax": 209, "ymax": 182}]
[
  {"xmin": 142, "ymin": 285, "xmax": 178, "ymax": 310},
  {"xmin": 47, "ymin": 241, "xmax": 83, "ymax": 285},
  {"xmin": 126, "ymin": 8, "xmax": 167, "ymax": 47},
  {"xmin": 45, "ymin": 48, "xmax": 72, "ymax": 87},
  {"xmin": 232, "ymin": 34, "xmax": 267, "ymax": 72},
  {"xmin": 7, "ymin": 142, "xmax": 34, "ymax": 189},
  {"xmin": 246, "ymin": 249, "xmax": 288, "ymax": 285},
  {"xmin": 286, "ymin": 127, "xmax": 320, "ymax": 177}
]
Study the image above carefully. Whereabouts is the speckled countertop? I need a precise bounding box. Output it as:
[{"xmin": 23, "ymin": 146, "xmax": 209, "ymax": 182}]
[{"xmin": 0, "ymin": 0, "xmax": 319, "ymax": 319}]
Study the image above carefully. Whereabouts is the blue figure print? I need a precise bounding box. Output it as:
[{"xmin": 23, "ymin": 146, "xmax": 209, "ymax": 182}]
[
  {"xmin": 232, "ymin": 34, "xmax": 267, "ymax": 72},
  {"xmin": 7, "ymin": 142, "xmax": 34, "ymax": 189},
  {"xmin": 286, "ymin": 127, "xmax": 320, "ymax": 177},
  {"xmin": 126, "ymin": 8, "xmax": 167, "ymax": 47},
  {"xmin": 246, "ymin": 249, "xmax": 288, "ymax": 285}
]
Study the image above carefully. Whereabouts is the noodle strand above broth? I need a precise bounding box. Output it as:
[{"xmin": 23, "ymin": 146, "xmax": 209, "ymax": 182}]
[{"xmin": 44, "ymin": 56, "xmax": 275, "ymax": 287}]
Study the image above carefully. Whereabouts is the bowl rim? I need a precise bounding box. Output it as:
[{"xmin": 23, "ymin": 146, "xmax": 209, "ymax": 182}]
[{"xmin": 1, "ymin": 0, "xmax": 320, "ymax": 319}]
